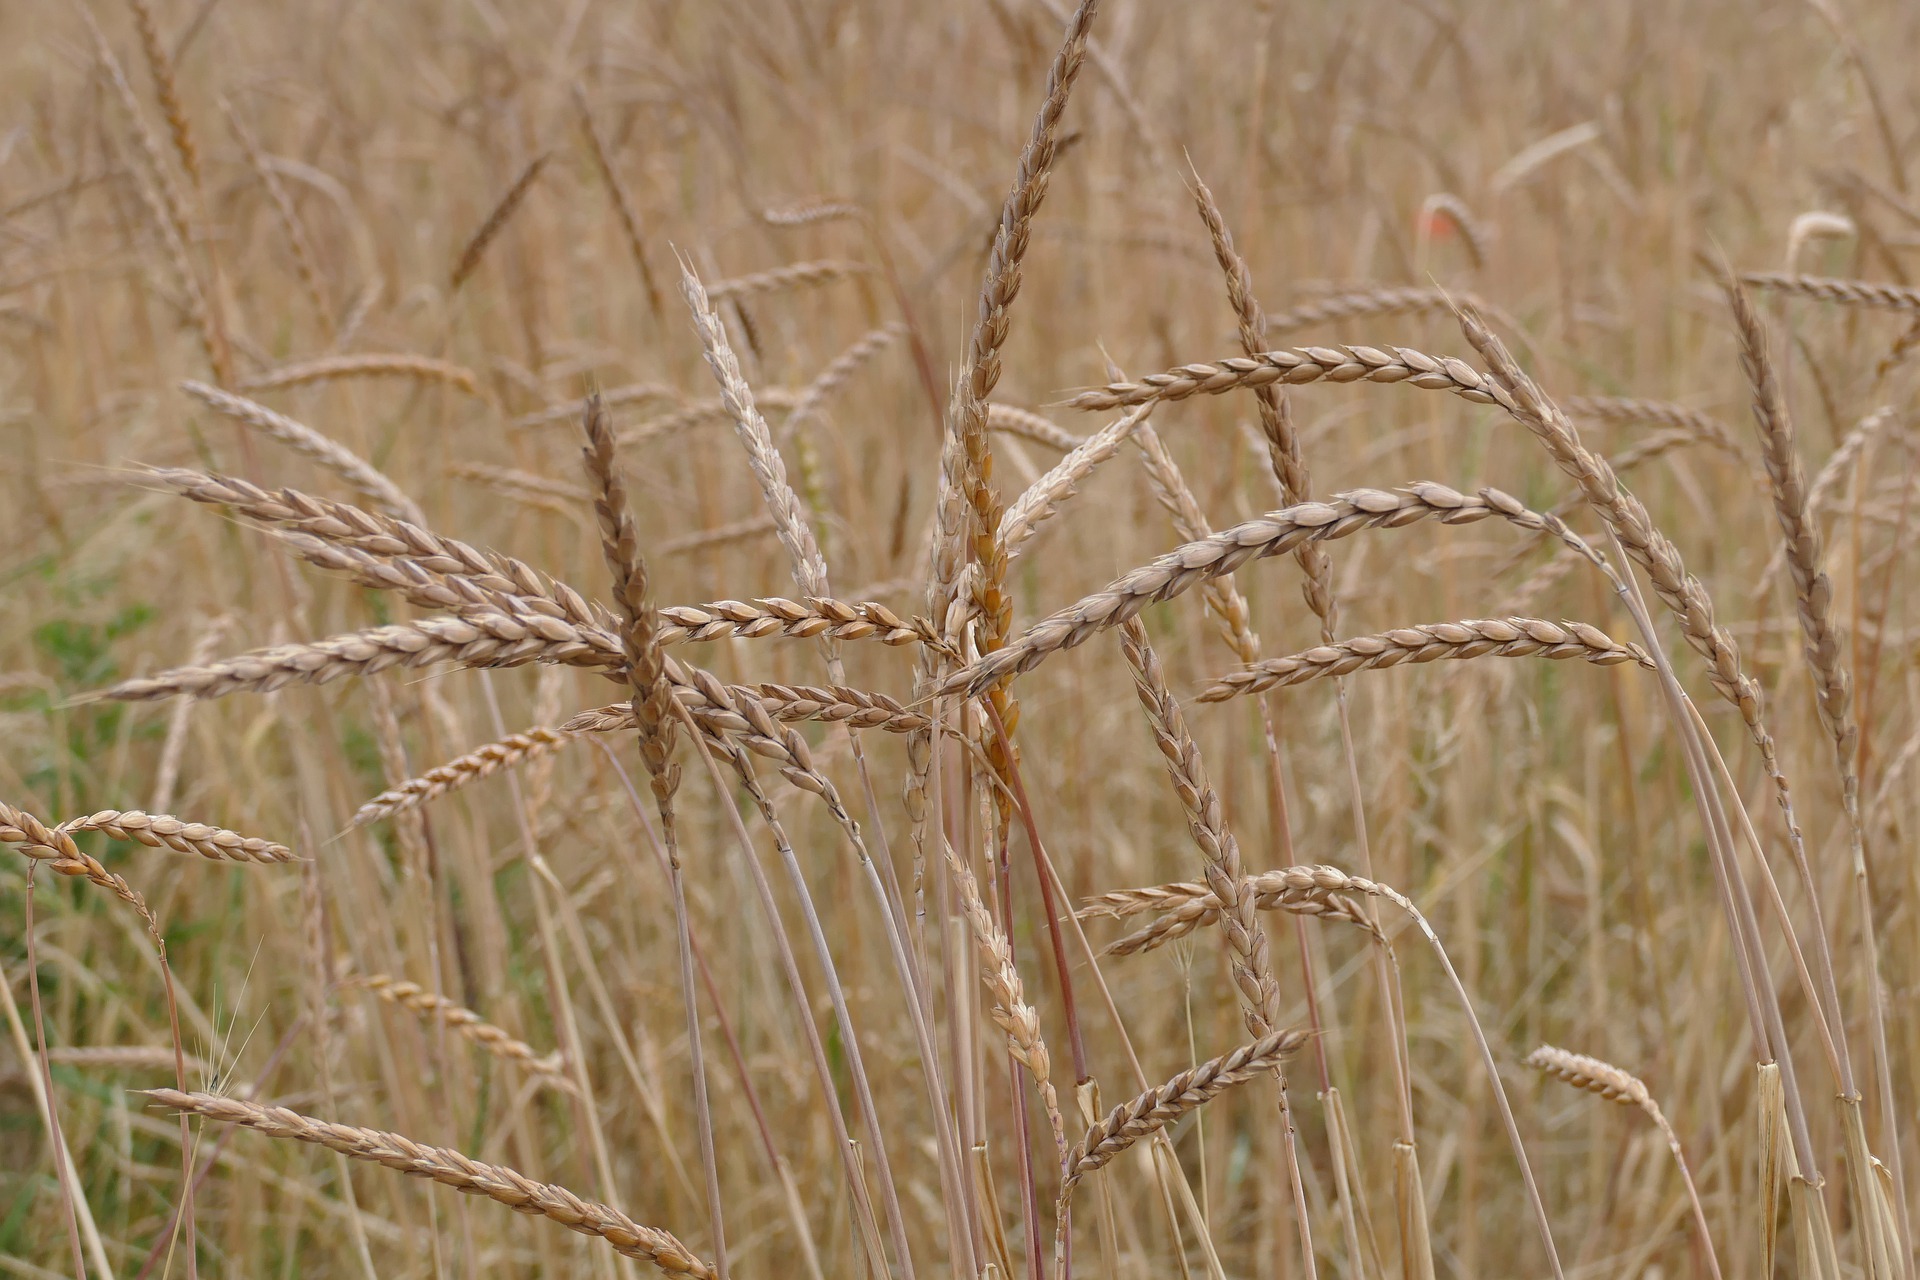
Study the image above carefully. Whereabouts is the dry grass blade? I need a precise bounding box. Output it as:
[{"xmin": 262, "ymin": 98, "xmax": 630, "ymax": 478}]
[
  {"xmin": 1741, "ymin": 272, "xmax": 1920, "ymax": 312},
  {"xmin": 142, "ymin": 1090, "xmax": 712, "ymax": 1276},
  {"xmin": 179, "ymin": 382, "xmax": 425, "ymax": 525},
  {"xmin": 341, "ymin": 975, "xmax": 567, "ymax": 1080},
  {"xmin": 1526, "ymin": 1046, "xmax": 1723, "ymax": 1280},
  {"xmin": 55, "ymin": 809, "xmax": 296, "ymax": 864},
  {"xmin": 1061, "ymin": 1027, "xmax": 1310, "ymax": 1197},
  {"xmin": 1198, "ymin": 618, "xmax": 1651, "ymax": 702},
  {"xmin": 450, "ymin": 151, "xmax": 550, "ymax": 291},
  {"xmin": 239, "ymin": 354, "xmax": 483, "ymax": 399}
]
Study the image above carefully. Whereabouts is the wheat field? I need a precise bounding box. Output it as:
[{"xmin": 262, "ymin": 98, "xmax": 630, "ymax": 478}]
[{"xmin": 3, "ymin": 1, "xmax": 1919, "ymax": 1276}]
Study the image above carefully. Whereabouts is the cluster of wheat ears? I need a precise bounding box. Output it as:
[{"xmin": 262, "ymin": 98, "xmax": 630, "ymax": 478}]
[{"xmin": 8, "ymin": 0, "xmax": 1920, "ymax": 1276}]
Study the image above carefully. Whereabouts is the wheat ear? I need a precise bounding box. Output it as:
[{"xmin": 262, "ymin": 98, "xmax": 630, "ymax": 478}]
[
  {"xmin": 1061, "ymin": 1027, "xmax": 1311, "ymax": 1199},
  {"xmin": 55, "ymin": 810, "xmax": 296, "ymax": 864},
  {"xmin": 341, "ymin": 975, "xmax": 567, "ymax": 1081},
  {"xmin": 240, "ymin": 354, "xmax": 482, "ymax": 399},
  {"xmin": 450, "ymin": 151, "xmax": 549, "ymax": 291},
  {"xmin": 1741, "ymin": 271, "xmax": 1920, "ymax": 312},
  {"xmin": 179, "ymin": 382, "xmax": 424, "ymax": 524},
  {"xmin": 1525, "ymin": 1046, "xmax": 1722, "ymax": 1280},
  {"xmin": 941, "ymin": 482, "xmax": 1568, "ymax": 699},
  {"xmin": 1199, "ymin": 618, "xmax": 1650, "ymax": 701},
  {"xmin": 704, "ymin": 259, "xmax": 869, "ymax": 302},
  {"xmin": 143, "ymin": 1090, "xmax": 710, "ymax": 1276},
  {"xmin": 573, "ymin": 84, "xmax": 665, "ymax": 317}
]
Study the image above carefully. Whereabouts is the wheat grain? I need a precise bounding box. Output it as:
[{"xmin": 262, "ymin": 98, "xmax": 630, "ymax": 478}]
[
  {"xmin": 1199, "ymin": 618, "xmax": 1650, "ymax": 702},
  {"xmin": 142, "ymin": 1090, "xmax": 711, "ymax": 1276}
]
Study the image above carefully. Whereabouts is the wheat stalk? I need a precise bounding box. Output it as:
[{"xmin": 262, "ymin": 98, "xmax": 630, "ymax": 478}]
[
  {"xmin": 1198, "ymin": 618, "xmax": 1650, "ymax": 702},
  {"xmin": 1563, "ymin": 395, "xmax": 1744, "ymax": 458},
  {"xmin": 142, "ymin": 1090, "xmax": 711, "ymax": 1276},
  {"xmin": 239, "ymin": 354, "xmax": 482, "ymax": 398},
  {"xmin": 1065, "ymin": 343, "xmax": 1510, "ymax": 413},
  {"xmin": 99, "ymin": 612, "xmax": 615, "ymax": 703},
  {"xmin": 142, "ymin": 467, "xmax": 608, "ymax": 631},
  {"xmin": 55, "ymin": 810, "xmax": 296, "ymax": 864}
]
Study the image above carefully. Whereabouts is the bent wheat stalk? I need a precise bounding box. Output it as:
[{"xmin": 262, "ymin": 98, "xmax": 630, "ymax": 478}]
[{"xmin": 143, "ymin": 1090, "xmax": 711, "ymax": 1277}]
